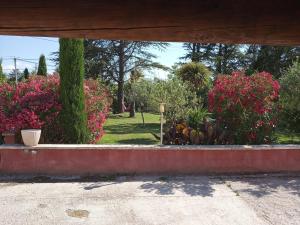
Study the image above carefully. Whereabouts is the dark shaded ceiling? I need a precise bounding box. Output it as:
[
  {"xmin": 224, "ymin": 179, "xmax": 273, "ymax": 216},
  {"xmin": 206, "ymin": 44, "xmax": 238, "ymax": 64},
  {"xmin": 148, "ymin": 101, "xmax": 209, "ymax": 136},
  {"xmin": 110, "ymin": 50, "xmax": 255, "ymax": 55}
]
[{"xmin": 0, "ymin": 0, "xmax": 299, "ymax": 45}]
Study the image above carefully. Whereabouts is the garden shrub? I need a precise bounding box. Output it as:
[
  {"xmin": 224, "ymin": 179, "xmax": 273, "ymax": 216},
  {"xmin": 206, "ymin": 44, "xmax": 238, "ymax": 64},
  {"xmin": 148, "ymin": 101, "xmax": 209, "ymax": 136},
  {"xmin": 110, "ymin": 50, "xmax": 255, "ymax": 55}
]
[
  {"xmin": 208, "ymin": 71, "xmax": 280, "ymax": 144},
  {"xmin": 279, "ymin": 60, "xmax": 300, "ymax": 133},
  {"xmin": 163, "ymin": 117, "xmax": 227, "ymax": 145},
  {"xmin": 187, "ymin": 108, "xmax": 210, "ymax": 131},
  {"xmin": 84, "ymin": 79, "xmax": 112, "ymax": 143},
  {"xmin": 0, "ymin": 75, "xmax": 111, "ymax": 144},
  {"xmin": 153, "ymin": 76, "xmax": 199, "ymax": 123}
]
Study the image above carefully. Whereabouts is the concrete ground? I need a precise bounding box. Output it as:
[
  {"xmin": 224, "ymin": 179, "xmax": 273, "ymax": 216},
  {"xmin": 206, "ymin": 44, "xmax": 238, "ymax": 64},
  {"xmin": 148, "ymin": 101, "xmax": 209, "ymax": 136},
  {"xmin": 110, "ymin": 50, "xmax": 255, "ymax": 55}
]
[{"xmin": 0, "ymin": 175, "xmax": 299, "ymax": 225}]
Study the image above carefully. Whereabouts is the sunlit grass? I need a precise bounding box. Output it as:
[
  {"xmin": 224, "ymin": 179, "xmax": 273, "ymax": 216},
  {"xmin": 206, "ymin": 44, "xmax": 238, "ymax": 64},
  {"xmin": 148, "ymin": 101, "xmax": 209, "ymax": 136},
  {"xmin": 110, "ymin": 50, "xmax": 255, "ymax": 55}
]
[
  {"xmin": 275, "ymin": 132, "xmax": 300, "ymax": 144},
  {"xmin": 99, "ymin": 112, "xmax": 300, "ymax": 145},
  {"xmin": 99, "ymin": 112, "xmax": 160, "ymax": 145}
]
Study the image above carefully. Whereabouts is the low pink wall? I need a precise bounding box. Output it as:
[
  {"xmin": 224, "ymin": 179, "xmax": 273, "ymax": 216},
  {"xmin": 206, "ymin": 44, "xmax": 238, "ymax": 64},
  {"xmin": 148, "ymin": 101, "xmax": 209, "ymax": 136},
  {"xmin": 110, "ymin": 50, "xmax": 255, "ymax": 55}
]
[{"xmin": 0, "ymin": 145, "xmax": 300, "ymax": 175}]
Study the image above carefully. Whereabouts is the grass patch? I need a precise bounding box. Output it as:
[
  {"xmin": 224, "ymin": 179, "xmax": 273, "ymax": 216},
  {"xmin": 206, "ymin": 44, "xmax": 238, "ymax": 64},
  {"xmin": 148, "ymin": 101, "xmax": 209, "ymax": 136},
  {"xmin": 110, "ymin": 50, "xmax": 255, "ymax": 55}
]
[
  {"xmin": 99, "ymin": 113, "xmax": 300, "ymax": 145},
  {"xmin": 99, "ymin": 112, "xmax": 160, "ymax": 145},
  {"xmin": 274, "ymin": 131, "xmax": 300, "ymax": 144}
]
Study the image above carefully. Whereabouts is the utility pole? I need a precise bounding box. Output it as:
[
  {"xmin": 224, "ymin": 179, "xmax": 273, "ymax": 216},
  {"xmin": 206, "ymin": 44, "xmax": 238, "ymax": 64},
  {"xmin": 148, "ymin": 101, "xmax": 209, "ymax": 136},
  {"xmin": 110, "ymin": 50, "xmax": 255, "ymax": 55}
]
[{"xmin": 14, "ymin": 57, "xmax": 17, "ymax": 84}]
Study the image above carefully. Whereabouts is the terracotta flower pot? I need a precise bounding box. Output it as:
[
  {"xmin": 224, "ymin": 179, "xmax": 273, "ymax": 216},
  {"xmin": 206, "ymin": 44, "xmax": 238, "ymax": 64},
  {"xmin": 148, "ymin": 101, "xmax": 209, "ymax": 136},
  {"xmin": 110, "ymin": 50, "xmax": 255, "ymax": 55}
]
[
  {"xmin": 21, "ymin": 129, "xmax": 41, "ymax": 147},
  {"xmin": 2, "ymin": 132, "xmax": 16, "ymax": 144}
]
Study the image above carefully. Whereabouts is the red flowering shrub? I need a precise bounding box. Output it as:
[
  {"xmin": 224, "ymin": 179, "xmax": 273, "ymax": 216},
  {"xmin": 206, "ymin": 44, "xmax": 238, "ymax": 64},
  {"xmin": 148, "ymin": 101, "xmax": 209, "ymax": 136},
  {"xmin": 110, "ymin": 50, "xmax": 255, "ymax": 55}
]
[
  {"xmin": 0, "ymin": 76, "xmax": 60, "ymax": 135},
  {"xmin": 208, "ymin": 71, "xmax": 280, "ymax": 144},
  {"xmin": 84, "ymin": 79, "xmax": 112, "ymax": 143},
  {"xmin": 0, "ymin": 75, "xmax": 111, "ymax": 143}
]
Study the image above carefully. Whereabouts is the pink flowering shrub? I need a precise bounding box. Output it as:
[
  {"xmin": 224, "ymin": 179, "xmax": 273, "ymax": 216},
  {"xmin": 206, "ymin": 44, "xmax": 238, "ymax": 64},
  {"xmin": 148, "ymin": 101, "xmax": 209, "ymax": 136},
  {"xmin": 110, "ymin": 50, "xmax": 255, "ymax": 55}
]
[
  {"xmin": 84, "ymin": 79, "xmax": 112, "ymax": 143},
  {"xmin": 208, "ymin": 71, "xmax": 280, "ymax": 144},
  {"xmin": 0, "ymin": 75, "xmax": 111, "ymax": 143}
]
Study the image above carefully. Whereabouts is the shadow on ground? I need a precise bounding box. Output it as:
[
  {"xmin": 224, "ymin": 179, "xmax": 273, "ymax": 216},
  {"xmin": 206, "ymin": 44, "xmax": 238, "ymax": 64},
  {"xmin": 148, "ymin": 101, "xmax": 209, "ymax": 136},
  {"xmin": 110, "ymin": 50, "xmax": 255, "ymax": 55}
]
[
  {"xmin": 83, "ymin": 182, "xmax": 119, "ymax": 190},
  {"xmin": 105, "ymin": 123, "xmax": 159, "ymax": 134},
  {"xmin": 81, "ymin": 176, "xmax": 221, "ymax": 197},
  {"xmin": 227, "ymin": 175, "xmax": 300, "ymax": 197},
  {"xmin": 116, "ymin": 138, "xmax": 158, "ymax": 145},
  {"xmin": 1, "ymin": 175, "xmax": 300, "ymax": 198},
  {"xmin": 138, "ymin": 177, "xmax": 220, "ymax": 196}
]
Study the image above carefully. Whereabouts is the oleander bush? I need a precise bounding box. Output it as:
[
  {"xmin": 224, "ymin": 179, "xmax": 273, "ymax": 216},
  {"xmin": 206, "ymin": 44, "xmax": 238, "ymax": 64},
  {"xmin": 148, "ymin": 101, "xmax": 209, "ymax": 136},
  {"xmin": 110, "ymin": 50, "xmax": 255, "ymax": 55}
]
[
  {"xmin": 0, "ymin": 75, "xmax": 111, "ymax": 143},
  {"xmin": 208, "ymin": 71, "xmax": 280, "ymax": 144}
]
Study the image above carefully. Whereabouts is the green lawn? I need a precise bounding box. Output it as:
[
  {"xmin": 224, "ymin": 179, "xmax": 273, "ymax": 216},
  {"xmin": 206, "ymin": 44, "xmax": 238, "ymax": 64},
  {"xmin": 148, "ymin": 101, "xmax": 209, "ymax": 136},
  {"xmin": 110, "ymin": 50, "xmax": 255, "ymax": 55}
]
[
  {"xmin": 99, "ymin": 112, "xmax": 300, "ymax": 145},
  {"xmin": 99, "ymin": 112, "xmax": 160, "ymax": 144},
  {"xmin": 275, "ymin": 132, "xmax": 300, "ymax": 144}
]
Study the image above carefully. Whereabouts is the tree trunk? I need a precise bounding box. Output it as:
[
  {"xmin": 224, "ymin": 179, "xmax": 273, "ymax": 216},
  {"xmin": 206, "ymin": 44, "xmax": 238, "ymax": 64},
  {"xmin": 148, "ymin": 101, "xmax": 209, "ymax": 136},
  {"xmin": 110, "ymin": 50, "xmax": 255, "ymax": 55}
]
[
  {"xmin": 195, "ymin": 43, "xmax": 200, "ymax": 62},
  {"xmin": 129, "ymin": 101, "xmax": 135, "ymax": 117},
  {"xmin": 191, "ymin": 43, "xmax": 196, "ymax": 62},
  {"xmin": 117, "ymin": 80, "xmax": 125, "ymax": 113},
  {"xmin": 216, "ymin": 43, "xmax": 223, "ymax": 74},
  {"xmin": 222, "ymin": 45, "xmax": 228, "ymax": 74},
  {"xmin": 117, "ymin": 40, "xmax": 125, "ymax": 113},
  {"xmin": 140, "ymin": 105, "xmax": 145, "ymax": 126}
]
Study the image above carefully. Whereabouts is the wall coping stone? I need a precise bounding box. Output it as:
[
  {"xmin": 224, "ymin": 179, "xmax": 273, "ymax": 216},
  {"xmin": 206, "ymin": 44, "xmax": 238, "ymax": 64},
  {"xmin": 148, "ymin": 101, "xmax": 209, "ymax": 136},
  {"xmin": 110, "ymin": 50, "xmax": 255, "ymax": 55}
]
[{"xmin": 0, "ymin": 144, "xmax": 299, "ymax": 151}]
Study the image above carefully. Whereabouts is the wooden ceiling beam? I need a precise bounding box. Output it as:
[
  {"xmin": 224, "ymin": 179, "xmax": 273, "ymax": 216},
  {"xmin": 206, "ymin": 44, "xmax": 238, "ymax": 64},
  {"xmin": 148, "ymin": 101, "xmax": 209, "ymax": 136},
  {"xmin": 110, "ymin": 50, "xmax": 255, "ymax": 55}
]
[{"xmin": 0, "ymin": 0, "xmax": 299, "ymax": 45}]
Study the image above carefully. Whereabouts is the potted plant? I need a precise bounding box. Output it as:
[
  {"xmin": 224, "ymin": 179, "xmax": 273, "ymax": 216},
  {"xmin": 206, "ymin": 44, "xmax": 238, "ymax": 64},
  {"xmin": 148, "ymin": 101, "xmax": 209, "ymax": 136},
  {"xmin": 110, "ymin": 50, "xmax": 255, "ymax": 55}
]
[
  {"xmin": 19, "ymin": 111, "xmax": 43, "ymax": 147},
  {"xmin": 21, "ymin": 129, "xmax": 41, "ymax": 147},
  {"xmin": 1, "ymin": 120, "xmax": 17, "ymax": 144},
  {"xmin": 2, "ymin": 130, "xmax": 16, "ymax": 144}
]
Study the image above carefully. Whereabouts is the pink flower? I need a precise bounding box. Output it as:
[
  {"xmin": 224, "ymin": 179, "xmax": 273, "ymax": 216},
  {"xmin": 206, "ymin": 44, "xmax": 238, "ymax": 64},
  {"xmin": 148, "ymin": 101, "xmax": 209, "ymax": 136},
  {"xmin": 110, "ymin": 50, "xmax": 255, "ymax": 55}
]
[
  {"xmin": 208, "ymin": 71, "xmax": 279, "ymax": 144},
  {"xmin": 0, "ymin": 75, "xmax": 112, "ymax": 143}
]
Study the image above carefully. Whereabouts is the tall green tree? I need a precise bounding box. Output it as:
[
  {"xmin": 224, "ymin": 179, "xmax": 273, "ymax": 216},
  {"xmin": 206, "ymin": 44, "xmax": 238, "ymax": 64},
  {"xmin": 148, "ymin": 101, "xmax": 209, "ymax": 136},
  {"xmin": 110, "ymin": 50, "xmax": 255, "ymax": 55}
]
[
  {"xmin": 0, "ymin": 58, "xmax": 3, "ymax": 76},
  {"xmin": 175, "ymin": 62, "xmax": 212, "ymax": 106},
  {"xmin": 23, "ymin": 68, "xmax": 29, "ymax": 79},
  {"xmin": 279, "ymin": 59, "xmax": 300, "ymax": 133},
  {"xmin": 0, "ymin": 58, "xmax": 5, "ymax": 83},
  {"xmin": 181, "ymin": 43, "xmax": 215, "ymax": 64},
  {"xmin": 126, "ymin": 69, "xmax": 144, "ymax": 118},
  {"xmin": 37, "ymin": 54, "xmax": 47, "ymax": 76},
  {"xmin": 181, "ymin": 43, "xmax": 245, "ymax": 75},
  {"xmin": 175, "ymin": 62, "xmax": 211, "ymax": 93},
  {"xmin": 59, "ymin": 38, "xmax": 89, "ymax": 144},
  {"xmin": 245, "ymin": 45, "xmax": 300, "ymax": 78},
  {"xmin": 84, "ymin": 40, "xmax": 168, "ymax": 113},
  {"xmin": 182, "ymin": 43, "xmax": 300, "ymax": 78}
]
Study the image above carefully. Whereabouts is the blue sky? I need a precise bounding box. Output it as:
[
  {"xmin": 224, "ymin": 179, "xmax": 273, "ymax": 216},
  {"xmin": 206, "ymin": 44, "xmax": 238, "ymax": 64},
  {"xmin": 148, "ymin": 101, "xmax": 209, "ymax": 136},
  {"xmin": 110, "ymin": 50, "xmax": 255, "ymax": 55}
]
[{"xmin": 0, "ymin": 35, "xmax": 185, "ymax": 79}]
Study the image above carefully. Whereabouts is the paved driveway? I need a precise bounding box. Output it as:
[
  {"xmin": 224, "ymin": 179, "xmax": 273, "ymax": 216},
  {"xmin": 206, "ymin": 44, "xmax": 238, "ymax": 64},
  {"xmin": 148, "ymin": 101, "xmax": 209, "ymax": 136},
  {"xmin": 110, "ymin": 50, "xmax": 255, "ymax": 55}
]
[{"xmin": 0, "ymin": 175, "xmax": 299, "ymax": 225}]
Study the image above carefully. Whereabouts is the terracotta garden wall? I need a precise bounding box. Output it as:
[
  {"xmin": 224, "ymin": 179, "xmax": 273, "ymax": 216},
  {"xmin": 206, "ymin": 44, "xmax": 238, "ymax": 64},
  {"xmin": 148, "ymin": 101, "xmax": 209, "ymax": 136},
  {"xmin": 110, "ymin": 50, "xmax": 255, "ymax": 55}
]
[{"xmin": 0, "ymin": 145, "xmax": 299, "ymax": 175}]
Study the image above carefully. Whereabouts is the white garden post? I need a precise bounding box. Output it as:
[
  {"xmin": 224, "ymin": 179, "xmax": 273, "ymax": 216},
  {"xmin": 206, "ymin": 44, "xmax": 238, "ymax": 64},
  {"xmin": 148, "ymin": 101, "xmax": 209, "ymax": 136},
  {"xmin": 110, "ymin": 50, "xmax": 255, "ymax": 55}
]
[{"xmin": 159, "ymin": 103, "xmax": 165, "ymax": 145}]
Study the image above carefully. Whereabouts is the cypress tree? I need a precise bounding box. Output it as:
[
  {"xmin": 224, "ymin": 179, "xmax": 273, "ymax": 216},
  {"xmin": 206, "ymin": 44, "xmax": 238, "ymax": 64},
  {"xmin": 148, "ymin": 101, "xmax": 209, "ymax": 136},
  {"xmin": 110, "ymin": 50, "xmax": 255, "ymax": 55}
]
[
  {"xmin": 0, "ymin": 59, "xmax": 3, "ymax": 76},
  {"xmin": 0, "ymin": 59, "xmax": 5, "ymax": 83},
  {"xmin": 59, "ymin": 38, "xmax": 89, "ymax": 143},
  {"xmin": 23, "ymin": 68, "xmax": 29, "ymax": 79},
  {"xmin": 37, "ymin": 54, "xmax": 47, "ymax": 76}
]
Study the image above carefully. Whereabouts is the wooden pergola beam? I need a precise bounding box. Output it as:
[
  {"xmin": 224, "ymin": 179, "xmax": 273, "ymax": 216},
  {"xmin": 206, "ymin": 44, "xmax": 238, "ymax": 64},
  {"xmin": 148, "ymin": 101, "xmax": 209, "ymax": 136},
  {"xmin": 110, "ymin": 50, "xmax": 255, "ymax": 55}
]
[{"xmin": 0, "ymin": 0, "xmax": 300, "ymax": 45}]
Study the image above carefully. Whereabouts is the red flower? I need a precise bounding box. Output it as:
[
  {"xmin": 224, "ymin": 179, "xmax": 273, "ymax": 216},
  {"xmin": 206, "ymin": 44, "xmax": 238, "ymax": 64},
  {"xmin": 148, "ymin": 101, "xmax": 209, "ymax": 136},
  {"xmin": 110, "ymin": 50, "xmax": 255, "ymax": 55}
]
[
  {"xmin": 208, "ymin": 71, "xmax": 279, "ymax": 144},
  {"xmin": 0, "ymin": 75, "xmax": 112, "ymax": 143}
]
